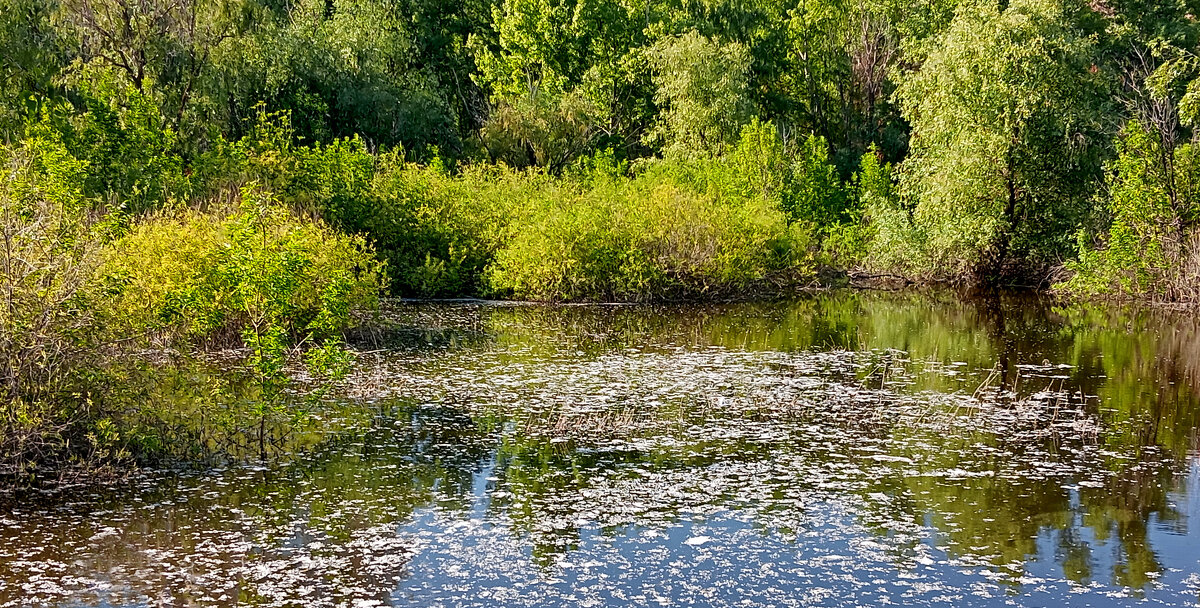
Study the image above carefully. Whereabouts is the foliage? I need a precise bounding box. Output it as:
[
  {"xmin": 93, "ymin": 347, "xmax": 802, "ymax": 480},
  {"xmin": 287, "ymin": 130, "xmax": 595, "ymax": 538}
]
[
  {"xmin": 11, "ymin": 0, "xmax": 1200, "ymax": 477},
  {"xmin": 479, "ymin": 94, "xmax": 602, "ymax": 171},
  {"xmin": 485, "ymin": 155, "xmax": 813, "ymax": 301},
  {"xmin": 471, "ymin": 0, "xmax": 651, "ymax": 163},
  {"xmin": 214, "ymin": 0, "xmax": 467, "ymax": 152},
  {"xmin": 0, "ymin": 0, "xmax": 65, "ymax": 140},
  {"xmin": 0, "ymin": 137, "xmax": 109, "ymax": 472},
  {"xmin": 1063, "ymin": 121, "xmax": 1200, "ymax": 300},
  {"xmin": 43, "ymin": 67, "xmax": 187, "ymax": 213},
  {"xmin": 308, "ymin": 144, "xmax": 820, "ymax": 300},
  {"xmin": 894, "ymin": 0, "xmax": 1107, "ymax": 281},
  {"xmin": 823, "ymin": 145, "xmax": 892, "ymax": 267},
  {"xmin": 859, "ymin": 145, "xmax": 921, "ymax": 272},
  {"xmin": 646, "ymin": 31, "xmax": 753, "ymax": 157},
  {"xmin": 346, "ymin": 157, "xmax": 520, "ymax": 297},
  {"xmin": 100, "ymin": 185, "xmax": 384, "ymax": 353},
  {"xmin": 725, "ymin": 118, "xmax": 847, "ymax": 226},
  {"xmin": 94, "ymin": 185, "xmax": 383, "ymax": 460}
]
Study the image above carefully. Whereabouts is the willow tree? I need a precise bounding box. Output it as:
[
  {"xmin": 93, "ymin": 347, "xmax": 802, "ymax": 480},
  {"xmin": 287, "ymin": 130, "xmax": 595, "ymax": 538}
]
[
  {"xmin": 894, "ymin": 0, "xmax": 1108, "ymax": 281},
  {"xmin": 646, "ymin": 30, "xmax": 752, "ymax": 157}
]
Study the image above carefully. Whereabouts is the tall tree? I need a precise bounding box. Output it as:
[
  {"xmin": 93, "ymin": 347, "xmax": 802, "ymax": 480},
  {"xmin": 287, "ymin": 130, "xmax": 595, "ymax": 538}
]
[
  {"xmin": 471, "ymin": 0, "xmax": 652, "ymax": 167},
  {"xmin": 895, "ymin": 0, "xmax": 1109, "ymax": 280},
  {"xmin": 646, "ymin": 30, "xmax": 752, "ymax": 156},
  {"xmin": 55, "ymin": 0, "xmax": 245, "ymax": 141}
]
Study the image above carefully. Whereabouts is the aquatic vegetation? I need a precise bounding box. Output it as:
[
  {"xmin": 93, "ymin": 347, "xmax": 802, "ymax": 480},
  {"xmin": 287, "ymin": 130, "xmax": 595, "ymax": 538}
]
[
  {"xmin": 2, "ymin": 296, "xmax": 1200, "ymax": 607},
  {"xmin": 0, "ymin": 143, "xmax": 386, "ymax": 474},
  {"xmin": 0, "ymin": 136, "xmax": 120, "ymax": 475}
]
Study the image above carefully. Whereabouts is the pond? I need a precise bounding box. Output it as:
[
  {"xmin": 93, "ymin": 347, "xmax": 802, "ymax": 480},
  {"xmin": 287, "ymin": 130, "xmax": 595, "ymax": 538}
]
[{"xmin": 3, "ymin": 291, "xmax": 1200, "ymax": 607}]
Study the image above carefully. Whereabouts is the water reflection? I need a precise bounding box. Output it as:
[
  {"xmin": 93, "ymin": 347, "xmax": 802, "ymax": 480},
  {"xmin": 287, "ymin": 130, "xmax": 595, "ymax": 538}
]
[{"xmin": 2, "ymin": 291, "xmax": 1200, "ymax": 607}]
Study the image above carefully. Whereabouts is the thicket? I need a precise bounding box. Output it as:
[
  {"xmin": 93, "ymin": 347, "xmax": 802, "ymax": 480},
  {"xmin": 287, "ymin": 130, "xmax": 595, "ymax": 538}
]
[
  {"xmin": 7, "ymin": 0, "xmax": 1200, "ymax": 474},
  {"xmin": 186, "ymin": 112, "xmax": 854, "ymax": 301},
  {"xmin": 0, "ymin": 99, "xmax": 384, "ymax": 476},
  {"xmin": 1064, "ymin": 121, "xmax": 1200, "ymax": 301},
  {"xmin": 6, "ymin": 0, "xmax": 1200, "ymax": 297}
]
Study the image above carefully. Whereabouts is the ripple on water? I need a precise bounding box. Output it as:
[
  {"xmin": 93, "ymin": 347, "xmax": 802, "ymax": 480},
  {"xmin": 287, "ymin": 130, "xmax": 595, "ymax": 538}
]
[{"xmin": 3, "ymin": 296, "xmax": 1200, "ymax": 607}]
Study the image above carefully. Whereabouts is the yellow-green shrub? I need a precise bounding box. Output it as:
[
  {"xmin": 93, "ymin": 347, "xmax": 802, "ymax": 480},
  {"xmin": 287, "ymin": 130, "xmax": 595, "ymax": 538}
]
[
  {"xmin": 99, "ymin": 187, "xmax": 385, "ymax": 351},
  {"xmin": 485, "ymin": 171, "xmax": 809, "ymax": 301},
  {"xmin": 350, "ymin": 158, "xmax": 530, "ymax": 296}
]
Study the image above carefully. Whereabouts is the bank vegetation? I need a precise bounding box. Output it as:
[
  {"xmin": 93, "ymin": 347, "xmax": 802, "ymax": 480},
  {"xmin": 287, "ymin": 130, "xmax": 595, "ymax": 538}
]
[{"xmin": 3, "ymin": 0, "xmax": 1200, "ymax": 473}]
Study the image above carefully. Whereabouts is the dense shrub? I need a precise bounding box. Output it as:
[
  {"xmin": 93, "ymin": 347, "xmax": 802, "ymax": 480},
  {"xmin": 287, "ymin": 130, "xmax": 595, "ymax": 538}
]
[
  {"xmin": 186, "ymin": 111, "xmax": 497, "ymax": 297},
  {"xmin": 0, "ymin": 137, "xmax": 112, "ymax": 473},
  {"xmin": 479, "ymin": 96, "xmax": 602, "ymax": 172},
  {"xmin": 29, "ymin": 68, "xmax": 187, "ymax": 214},
  {"xmin": 344, "ymin": 158, "xmax": 523, "ymax": 297},
  {"xmin": 0, "ymin": 149, "xmax": 384, "ymax": 473},
  {"xmin": 858, "ymin": 146, "xmax": 924, "ymax": 274},
  {"xmin": 1062, "ymin": 121, "xmax": 1200, "ymax": 301},
  {"xmin": 99, "ymin": 185, "xmax": 385, "ymax": 357},
  {"xmin": 180, "ymin": 113, "xmax": 837, "ymax": 302},
  {"xmin": 485, "ymin": 161, "xmax": 811, "ymax": 301}
]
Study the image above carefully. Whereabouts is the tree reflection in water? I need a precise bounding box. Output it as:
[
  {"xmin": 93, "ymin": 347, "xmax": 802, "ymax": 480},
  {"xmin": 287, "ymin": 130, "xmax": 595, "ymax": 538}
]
[{"xmin": 1, "ymin": 291, "xmax": 1199, "ymax": 607}]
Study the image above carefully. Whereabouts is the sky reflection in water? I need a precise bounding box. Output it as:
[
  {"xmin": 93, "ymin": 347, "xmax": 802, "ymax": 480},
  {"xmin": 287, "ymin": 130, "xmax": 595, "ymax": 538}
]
[{"xmin": 2, "ymin": 292, "xmax": 1200, "ymax": 607}]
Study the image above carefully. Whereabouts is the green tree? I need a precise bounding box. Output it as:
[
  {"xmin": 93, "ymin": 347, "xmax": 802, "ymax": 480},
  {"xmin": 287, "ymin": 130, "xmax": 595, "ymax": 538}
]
[
  {"xmin": 471, "ymin": 0, "xmax": 653, "ymax": 167},
  {"xmin": 1065, "ymin": 121, "xmax": 1200, "ymax": 299},
  {"xmin": 55, "ymin": 0, "xmax": 248, "ymax": 147},
  {"xmin": 0, "ymin": 0, "xmax": 67, "ymax": 140},
  {"xmin": 212, "ymin": 0, "xmax": 466, "ymax": 153},
  {"xmin": 895, "ymin": 0, "xmax": 1108, "ymax": 280},
  {"xmin": 646, "ymin": 30, "xmax": 752, "ymax": 157}
]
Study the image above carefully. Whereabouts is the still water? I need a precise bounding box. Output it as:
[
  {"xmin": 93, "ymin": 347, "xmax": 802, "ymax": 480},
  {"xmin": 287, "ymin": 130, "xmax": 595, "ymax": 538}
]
[{"xmin": 3, "ymin": 291, "xmax": 1200, "ymax": 607}]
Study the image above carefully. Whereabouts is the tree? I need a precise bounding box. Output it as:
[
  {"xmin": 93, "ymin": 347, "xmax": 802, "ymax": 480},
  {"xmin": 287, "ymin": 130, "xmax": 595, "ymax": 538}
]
[
  {"xmin": 895, "ymin": 0, "xmax": 1108, "ymax": 280},
  {"xmin": 211, "ymin": 0, "xmax": 468, "ymax": 154},
  {"xmin": 55, "ymin": 0, "xmax": 245, "ymax": 142},
  {"xmin": 1066, "ymin": 121, "xmax": 1200, "ymax": 299},
  {"xmin": 471, "ymin": 0, "xmax": 653, "ymax": 167},
  {"xmin": 0, "ymin": 0, "xmax": 67, "ymax": 140},
  {"xmin": 646, "ymin": 30, "xmax": 752, "ymax": 157}
]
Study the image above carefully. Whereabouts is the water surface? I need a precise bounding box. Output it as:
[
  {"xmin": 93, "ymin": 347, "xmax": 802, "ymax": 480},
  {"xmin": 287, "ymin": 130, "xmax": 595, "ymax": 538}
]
[{"xmin": 3, "ymin": 291, "xmax": 1200, "ymax": 607}]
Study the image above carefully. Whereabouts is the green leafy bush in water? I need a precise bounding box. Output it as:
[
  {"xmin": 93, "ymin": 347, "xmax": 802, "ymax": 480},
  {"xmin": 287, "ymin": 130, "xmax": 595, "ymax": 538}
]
[
  {"xmin": 1062, "ymin": 121, "xmax": 1200, "ymax": 301},
  {"xmin": 181, "ymin": 111, "xmax": 841, "ymax": 302},
  {"xmin": 188, "ymin": 110, "xmax": 501, "ymax": 297},
  {"xmin": 855, "ymin": 146, "xmax": 920, "ymax": 274},
  {"xmin": 0, "ymin": 134, "xmax": 115, "ymax": 473},
  {"xmin": 821, "ymin": 146, "xmax": 894, "ymax": 269},
  {"xmin": 94, "ymin": 185, "xmax": 384, "ymax": 458},
  {"xmin": 342, "ymin": 156, "xmax": 522, "ymax": 297},
  {"xmin": 336, "ymin": 125, "xmax": 837, "ymax": 301}
]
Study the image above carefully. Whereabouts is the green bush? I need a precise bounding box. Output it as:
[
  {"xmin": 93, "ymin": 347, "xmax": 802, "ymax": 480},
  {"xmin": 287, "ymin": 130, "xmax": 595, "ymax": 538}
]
[
  {"xmin": 1063, "ymin": 121, "xmax": 1200, "ymax": 300},
  {"xmin": 99, "ymin": 185, "xmax": 385, "ymax": 353},
  {"xmin": 342, "ymin": 157, "xmax": 522, "ymax": 297},
  {"xmin": 485, "ymin": 161, "xmax": 810, "ymax": 301},
  {"xmin": 187, "ymin": 111, "xmax": 505, "ymax": 298},
  {"xmin": 183, "ymin": 112, "xmax": 831, "ymax": 302},
  {"xmin": 28, "ymin": 67, "xmax": 187, "ymax": 215},
  {"xmin": 92, "ymin": 184, "xmax": 386, "ymax": 458},
  {"xmin": 0, "ymin": 136, "xmax": 111, "ymax": 472},
  {"xmin": 857, "ymin": 146, "xmax": 923, "ymax": 274}
]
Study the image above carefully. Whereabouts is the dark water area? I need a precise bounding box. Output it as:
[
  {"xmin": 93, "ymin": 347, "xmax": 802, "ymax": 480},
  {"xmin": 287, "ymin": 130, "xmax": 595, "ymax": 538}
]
[{"xmin": 3, "ymin": 291, "xmax": 1200, "ymax": 607}]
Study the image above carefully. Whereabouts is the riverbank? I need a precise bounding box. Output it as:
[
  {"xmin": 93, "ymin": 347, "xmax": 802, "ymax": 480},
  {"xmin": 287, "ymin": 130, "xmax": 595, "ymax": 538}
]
[{"xmin": 2, "ymin": 110, "xmax": 1195, "ymax": 479}]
